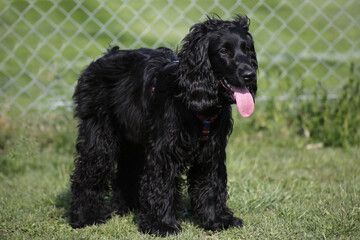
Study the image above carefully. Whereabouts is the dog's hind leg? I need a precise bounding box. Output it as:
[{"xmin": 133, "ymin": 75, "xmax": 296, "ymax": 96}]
[
  {"xmin": 69, "ymin": 118, "xmax": 118, "ymax": 228},
  {"xmin": 111, "ymin": 141, "xmax": 145, "ymax": 214}
]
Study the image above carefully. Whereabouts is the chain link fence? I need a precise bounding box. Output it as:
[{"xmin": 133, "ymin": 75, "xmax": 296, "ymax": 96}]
[{"xmin": 1, "ymin": 0, "xmax": 359, "ymax": 117}]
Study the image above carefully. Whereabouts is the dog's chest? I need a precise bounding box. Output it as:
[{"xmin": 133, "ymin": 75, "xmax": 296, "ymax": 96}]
[{"xmin": 171, "ymin": 119, "xmax": 213, "ymax": 162}]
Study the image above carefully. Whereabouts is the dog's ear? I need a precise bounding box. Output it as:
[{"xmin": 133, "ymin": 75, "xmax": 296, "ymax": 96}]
[
  {"xmin": 234, "ymin": 15, "xmax": 258, "ymax": 71},
  {"xmin": 248, "ymin": 34, "xmax": 258, "ymax": 71},
  {"xmin": 178, "ymin": 22, "xmax": 218, "ymax": 112}
]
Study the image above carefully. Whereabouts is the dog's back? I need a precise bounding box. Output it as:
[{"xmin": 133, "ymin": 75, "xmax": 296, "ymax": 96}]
[{"xmin": 73, "ymin": 46, "xmax": 179, "ymax": 142}]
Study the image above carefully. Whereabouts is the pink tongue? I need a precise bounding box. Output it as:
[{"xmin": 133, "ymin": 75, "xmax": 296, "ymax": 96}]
[{"xmin": 233, "ymin": 86, "xmax": 254, "ymax": 118}]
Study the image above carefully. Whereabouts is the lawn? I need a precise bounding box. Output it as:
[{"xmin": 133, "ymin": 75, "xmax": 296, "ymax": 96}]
[{"xmin": 0, "ymin": 112, "xmax": 359, "ymax": 239}]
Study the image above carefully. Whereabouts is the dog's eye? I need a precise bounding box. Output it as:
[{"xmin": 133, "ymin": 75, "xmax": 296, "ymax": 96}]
[
  {"xmin": 241, "ymin": 43, "xmax": 248, "ymax": 53},
  {"xmin": 219, "ymin": 48, "xmax": 229, "ymax": 56}
]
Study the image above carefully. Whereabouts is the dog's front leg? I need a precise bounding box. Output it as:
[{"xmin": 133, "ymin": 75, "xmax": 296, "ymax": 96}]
[
  {"xmin": 187, "ymin": 147, "xmax": 243, "ymax": 231},
  {"xmin": 138, "ymin": 150, "xmax": 182, "ymax": 236}
]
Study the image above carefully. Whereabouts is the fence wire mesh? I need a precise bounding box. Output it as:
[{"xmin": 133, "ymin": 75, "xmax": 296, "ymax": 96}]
[{"xmin": 1, "ymin": 0, "xmax": 359, "ymax": 117}]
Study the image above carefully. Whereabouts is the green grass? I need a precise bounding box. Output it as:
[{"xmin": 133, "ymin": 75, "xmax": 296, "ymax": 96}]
[{"xmin": 0, "ymin": 113, "xmax": 359, "ymax": 239}]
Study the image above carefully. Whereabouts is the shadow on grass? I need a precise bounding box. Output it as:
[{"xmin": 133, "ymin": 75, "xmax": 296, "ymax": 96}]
[
  {"xmin": 54, "ymin": 189, "xmax": 196, "ymax": 229},
  {"xmin": 55, "ymin": 190, "xmax": 72, "ymax": 221}
]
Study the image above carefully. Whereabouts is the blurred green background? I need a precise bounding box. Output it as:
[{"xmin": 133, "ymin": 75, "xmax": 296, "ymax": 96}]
[
  {"xmin": 1, "ymin": 1, "xmax": 360, "ymax": 239},
  {"xmin": 1, "ymin": 0, "xmax": 359, "ymax": 116}
]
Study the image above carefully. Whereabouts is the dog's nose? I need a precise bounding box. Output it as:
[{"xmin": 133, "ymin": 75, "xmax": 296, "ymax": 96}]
[{"xmin": 241, "ymin": 70, "xmax": 256, "ymax": 81}]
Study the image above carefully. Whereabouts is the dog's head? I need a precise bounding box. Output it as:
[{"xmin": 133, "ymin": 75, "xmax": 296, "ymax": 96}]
[{"xmin": 178, "ymin": 15, "xmax": 258, "ymax": 117}]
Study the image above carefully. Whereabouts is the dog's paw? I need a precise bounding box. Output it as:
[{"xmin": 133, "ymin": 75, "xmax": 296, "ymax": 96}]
[
  {"xmin": 139, "ymin": 221, "xmax": 181, "ymax": 237},
  {"xmin": 202, "ymin": 216, "xmax": 243, "ymax": 231},
  {"xmin": 224, "ymin": 216, "xmax": 244, "ymax": 228},
  {"xmin": 69, "ymin": 206, "xmax": 112, "ymax": 229}
]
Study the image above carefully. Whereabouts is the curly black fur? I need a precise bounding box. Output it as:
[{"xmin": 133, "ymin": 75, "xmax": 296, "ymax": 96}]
[{"xmin": 70, "ymin": 15, "xmax": 258, "ymax": 236}]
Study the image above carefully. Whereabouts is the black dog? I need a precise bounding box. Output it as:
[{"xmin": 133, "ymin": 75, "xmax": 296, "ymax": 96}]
[{"xmin": 70, "ymin": 15, "xmax": 258, "ymax": 236}]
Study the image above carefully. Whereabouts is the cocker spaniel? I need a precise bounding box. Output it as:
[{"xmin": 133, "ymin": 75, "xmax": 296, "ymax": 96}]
[{"xmin": 70, "ymin": 15, "xmax": 258, "ymax": 236}]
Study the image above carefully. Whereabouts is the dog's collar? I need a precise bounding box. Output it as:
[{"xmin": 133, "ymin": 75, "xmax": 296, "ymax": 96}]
[
  {"xmin": 191, "ymin": 109, "xmax": 218, "ymax": 141},
  {"xmin": 151, "ymin": 86, "xmax": 217, "ymax": 141}
]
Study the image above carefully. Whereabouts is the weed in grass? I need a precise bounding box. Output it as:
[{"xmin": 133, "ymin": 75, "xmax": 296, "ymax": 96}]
[{"xmin": 297, "ymin": 63, "xmax": 360, "ymax": 147}]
